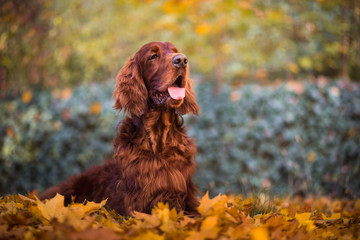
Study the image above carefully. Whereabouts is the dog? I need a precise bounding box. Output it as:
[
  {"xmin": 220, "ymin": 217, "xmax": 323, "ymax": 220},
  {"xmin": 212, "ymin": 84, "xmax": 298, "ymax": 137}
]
[{"xmin": 40, "ymin": 42, "xmax": 200, "ymax": 216}]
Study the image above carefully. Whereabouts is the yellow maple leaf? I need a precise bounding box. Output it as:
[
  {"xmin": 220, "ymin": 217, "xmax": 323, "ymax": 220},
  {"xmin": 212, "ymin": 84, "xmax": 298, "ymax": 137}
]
[
  {"xmin": 186, "ymin": 216, "xmax": 220, "ymax": 240},
  {"xmin": 178, "ymin": 215, "xmax": 196, "ymax": 228},
  {"xmin": 321, "ymin": 213, "xmax": 341, "ymax": 220},
  {"xmin": 133, "ymin": 211, "xmax": 161, "ymax": 229},
  {"xmin": 201, "ymin": 215, "xmax": 219, "ymax": 231},
  {"xmin": 295, "ymin": 212, "xmax": 316, "ymax": 231},
  {"xmin": 197, "ymin": 192, "xmax": 227, "ymax": 216},
  {"xmin": 295, "ymin": 212, "xmax": 311, "ymax": 224},
  {"xmin": 250, "ymin": 227, "xmax": 269, "ymax": 240},
  {"xmin": 65, "ymin": 213, "xmax": 97, "ymax": 232},
  {"xmin": 35, "ymin": 193, "xmax": 69, "ymax": 222},
  {"xmin": 69, "ymin": 198, "xmax": 107, "ymax": 218},
  {"xmin": 93, "ymin": 211, "xmax": 123, "ymax": 232},
  {"xmin": 152, "ymin": 202, "xmax": 178, "ymax": 233}
]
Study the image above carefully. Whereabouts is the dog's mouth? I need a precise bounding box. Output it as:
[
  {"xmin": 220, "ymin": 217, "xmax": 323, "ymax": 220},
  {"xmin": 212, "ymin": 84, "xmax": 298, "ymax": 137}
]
[{"xmin": 154, "ymin": 76, "xmax": 185, "ymax": 105}]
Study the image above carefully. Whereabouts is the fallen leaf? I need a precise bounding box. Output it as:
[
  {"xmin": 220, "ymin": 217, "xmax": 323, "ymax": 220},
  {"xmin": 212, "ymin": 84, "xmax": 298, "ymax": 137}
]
[
  {"xmin": 250, "ymin": 227, "xmax": 269, "ymax": 240},
  {"xmin": 133, "ymin": 231, "xmax": 164, "ymax": 240},
  {"xmin": 197, "ymin": 192, "xmax": 226, "ymax": 216},
  {"xmin": 35, "ymin": 193, "xmax": 69, "ymax": 222}
]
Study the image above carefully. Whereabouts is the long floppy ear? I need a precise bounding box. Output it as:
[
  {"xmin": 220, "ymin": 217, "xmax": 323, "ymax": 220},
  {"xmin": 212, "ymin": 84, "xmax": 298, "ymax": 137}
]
[
  {"xmin": 113, "ymin": 58, "xmax": 148, "ymax": 116},
  {"xmin": 177, "ymin": 78, "xmax": 200, "ymax": 115}
]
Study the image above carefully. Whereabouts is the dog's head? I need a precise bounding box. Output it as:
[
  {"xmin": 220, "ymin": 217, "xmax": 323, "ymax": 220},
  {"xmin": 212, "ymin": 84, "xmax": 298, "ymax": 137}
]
[{"xmin": 114, "ymin": 42, "xmax": 199, "ymax": 117}]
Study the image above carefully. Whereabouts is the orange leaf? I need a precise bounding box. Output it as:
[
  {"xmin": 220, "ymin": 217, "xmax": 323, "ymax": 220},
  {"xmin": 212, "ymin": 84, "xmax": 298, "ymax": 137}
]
[
  {"xmin": 6, "ymin": 127, "xmax": 14, "ymax": 138},
  {"xmin": 250, "ymin": 227, "xmax": 269, "ymax": 240},
  {"xmin": 89, "ymin": 102, "xmax": 102, "ymax": 115},
  {"xmin": 21, "ymin": 90, "xmax": 32, "ymax": 104},
  {"xmin": 195, "ymin": 23, "xmax": 211, "ymax": 35},
  {"xmin": 61, "ymin": 88, "xmax": 72, "ymax": 100}
]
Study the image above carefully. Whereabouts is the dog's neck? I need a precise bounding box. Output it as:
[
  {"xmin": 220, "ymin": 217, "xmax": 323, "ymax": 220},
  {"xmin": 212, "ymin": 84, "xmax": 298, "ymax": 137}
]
[
  {"xmin": 113, "ymin": 109, "xmax": 189, "ymax": 165},
  {"xmin": 138, "ymin": 109, "xmax": 183, "ymax": 155}
]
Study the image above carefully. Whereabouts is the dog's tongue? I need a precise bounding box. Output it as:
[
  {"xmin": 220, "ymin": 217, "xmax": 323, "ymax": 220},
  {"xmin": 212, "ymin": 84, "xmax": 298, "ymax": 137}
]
[{"xmin": 168, "ymin": 87, "xmax": 185, "ymax": 100}]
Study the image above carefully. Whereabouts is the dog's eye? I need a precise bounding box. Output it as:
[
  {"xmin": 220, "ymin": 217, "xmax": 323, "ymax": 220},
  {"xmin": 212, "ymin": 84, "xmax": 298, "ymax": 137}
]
[{"xmin": 150, "ymin": 54, "xmax": 158, "ymax": 60}]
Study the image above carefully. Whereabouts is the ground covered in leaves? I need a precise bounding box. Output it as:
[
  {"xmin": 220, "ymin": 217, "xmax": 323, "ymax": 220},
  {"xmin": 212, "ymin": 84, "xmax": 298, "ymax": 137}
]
[{"xmin": 0, "ymin": 193, "xmax": 359, "ymax": 240}]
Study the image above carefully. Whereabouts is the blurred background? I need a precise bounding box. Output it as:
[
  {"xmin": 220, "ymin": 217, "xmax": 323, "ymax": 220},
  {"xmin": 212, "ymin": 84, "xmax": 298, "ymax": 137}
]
[{"xmin": 0, "ymin": 0, "xmax": 359, "ymax": 198}]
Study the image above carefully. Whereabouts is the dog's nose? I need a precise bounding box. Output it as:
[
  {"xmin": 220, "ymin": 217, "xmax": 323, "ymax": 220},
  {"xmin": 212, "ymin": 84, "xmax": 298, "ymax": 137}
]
[{"xmin": 172, "ymin": 54, "xmax": 188, "ymax": 68}]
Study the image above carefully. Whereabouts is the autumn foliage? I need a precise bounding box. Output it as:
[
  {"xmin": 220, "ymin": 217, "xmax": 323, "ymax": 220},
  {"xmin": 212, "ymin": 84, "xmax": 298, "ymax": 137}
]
[
  {"xmin": 1, "ymin": 192, "xmax": 360, "ymax": 239},
  {"xmin": 1, "ymin": 0, "xmax": 360, "ymax": 92}
]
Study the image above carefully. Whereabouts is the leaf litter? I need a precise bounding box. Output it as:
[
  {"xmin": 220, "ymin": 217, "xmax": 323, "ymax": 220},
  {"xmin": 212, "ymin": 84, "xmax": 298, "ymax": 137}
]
[{"xmin": 0, "ymin": 192, "xmax": 359, "ymax": 239}]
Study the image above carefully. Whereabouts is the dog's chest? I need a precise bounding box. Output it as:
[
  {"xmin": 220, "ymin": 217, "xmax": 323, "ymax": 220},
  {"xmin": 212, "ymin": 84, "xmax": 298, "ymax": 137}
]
[{"xmin": 144, "ymin": 115, "xmax": 186, "ymax": 156}]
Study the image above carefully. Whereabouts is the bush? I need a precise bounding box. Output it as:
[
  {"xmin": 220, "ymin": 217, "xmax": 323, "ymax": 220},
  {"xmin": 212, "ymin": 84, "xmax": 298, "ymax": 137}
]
[
  {"xmin": 1, "ymin": 81, "xmax": 359, "ymax": 197},
  {"xmin": 0, "ymin": 82, "xmax": 118, "ymax": 194},
  {"xmin": 192, "ymin": 81, "xmax": 360, "ymax": 197}
]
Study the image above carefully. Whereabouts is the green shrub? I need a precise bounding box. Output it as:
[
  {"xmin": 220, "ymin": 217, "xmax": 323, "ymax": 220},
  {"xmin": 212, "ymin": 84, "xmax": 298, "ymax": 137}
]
[
  {"xmin": 0, "ymin": 82, "xmax": 118, "ymax": 194},
  {"xmin": 192, "ymin": 82, "xmax": 360, "ymax": 197},
  {"xmin": 1, "ymin": 81, "xmax": 359, "ymax": 197}
]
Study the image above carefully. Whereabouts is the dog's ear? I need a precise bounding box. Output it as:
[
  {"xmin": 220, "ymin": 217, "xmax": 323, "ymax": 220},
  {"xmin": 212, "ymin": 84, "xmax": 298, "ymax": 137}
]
[
  {"xmin": 177, "ymin": 78, "xmax": 200, "ymax": 116},
  {"xmin": 113, "ymin": 58, "xmax": 148, "ymax": 116}
]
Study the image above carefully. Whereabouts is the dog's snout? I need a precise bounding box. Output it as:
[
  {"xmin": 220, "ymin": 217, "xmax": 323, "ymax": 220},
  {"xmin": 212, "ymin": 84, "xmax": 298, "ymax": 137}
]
[{"xmin": 172, "ymin": 54, "xmax": 188, "ymax": 68}]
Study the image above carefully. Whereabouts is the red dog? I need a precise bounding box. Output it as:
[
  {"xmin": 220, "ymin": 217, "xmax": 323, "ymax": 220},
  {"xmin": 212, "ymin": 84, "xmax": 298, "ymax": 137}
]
[{"xmin": 40, "ymin": 42, "xmax": 200, "ymax": 216}]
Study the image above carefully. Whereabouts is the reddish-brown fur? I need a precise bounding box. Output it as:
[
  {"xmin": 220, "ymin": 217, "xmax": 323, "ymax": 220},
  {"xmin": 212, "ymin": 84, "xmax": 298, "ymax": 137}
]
[{"xmin": 40, "ymin": 42, "xmax": 200, "ymax": 216}]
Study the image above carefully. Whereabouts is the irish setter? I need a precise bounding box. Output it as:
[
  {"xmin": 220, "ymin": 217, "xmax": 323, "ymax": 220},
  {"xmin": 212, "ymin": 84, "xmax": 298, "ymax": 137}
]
[{"xmin": 40, "ymin": 42, "xmax": 200, "ymax": 216}]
